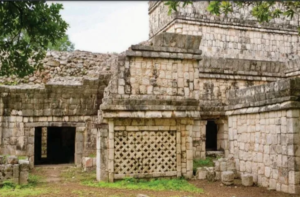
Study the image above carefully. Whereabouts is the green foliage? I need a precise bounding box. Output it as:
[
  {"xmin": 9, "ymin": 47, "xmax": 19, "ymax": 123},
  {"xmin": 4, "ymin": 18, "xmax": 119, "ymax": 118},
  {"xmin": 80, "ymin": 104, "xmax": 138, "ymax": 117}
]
[
  {"xmin": 1, "ymin": 180, "xmax": 17, "ymax": 189},
  {"xmin": 0, "ymin": 175, "xmax": 48, "ymax": 197},
  {"xmin": 193, "ymin": 157, "xmax": 215, "ymax": 174},
  {"xmin": 47, "ymin": 34, "xmax": 74, "ymax": 52},
  {"xmin": 82, "ymin": 177, "xmax": 203, "ymax": 193},
  {"xmin": 164, "ymin": 0, "xmax": 193, "ymax": 15},
  {"xmin": 0, "ymin": 1, "xmax": 68, "ymax": 77},
  {"xmin": 166, "ymin": 1, "xmax": 300, "ymax": 34}
]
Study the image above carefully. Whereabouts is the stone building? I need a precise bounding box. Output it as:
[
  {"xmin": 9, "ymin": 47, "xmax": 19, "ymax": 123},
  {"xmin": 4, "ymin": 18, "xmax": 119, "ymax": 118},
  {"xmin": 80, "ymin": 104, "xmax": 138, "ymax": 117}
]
[{"xmin": 0, "ymin": 1, "xmax": 300, "ymax": 194}]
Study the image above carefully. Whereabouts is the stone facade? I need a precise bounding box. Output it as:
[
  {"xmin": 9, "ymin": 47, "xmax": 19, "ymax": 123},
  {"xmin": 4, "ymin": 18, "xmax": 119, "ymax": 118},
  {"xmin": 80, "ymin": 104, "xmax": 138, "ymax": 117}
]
[
  {"xmin": 0, "ymin": 56, "xmax": 112, "ymax": 168},
  {"xmin": 0, "ymin": 0, "xmax": 300, "ymax": 194}
]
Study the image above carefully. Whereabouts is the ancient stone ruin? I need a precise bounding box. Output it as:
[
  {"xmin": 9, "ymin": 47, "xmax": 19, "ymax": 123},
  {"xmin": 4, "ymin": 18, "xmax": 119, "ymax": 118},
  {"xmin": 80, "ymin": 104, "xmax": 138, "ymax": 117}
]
[{"xmin": 0, "ymin": 1, "xmax": 300, "ymax": 194}]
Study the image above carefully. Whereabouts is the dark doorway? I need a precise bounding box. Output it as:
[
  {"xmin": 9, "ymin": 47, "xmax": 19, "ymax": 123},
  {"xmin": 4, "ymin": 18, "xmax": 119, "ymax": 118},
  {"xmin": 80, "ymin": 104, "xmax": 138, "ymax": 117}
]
[
  {"xmin": 34, "ymin": 127, "xmax": 75, "ymax": 165},
  {"xmin": 205, "ymin": 121, "xmax": 218, "ymax": 151}
]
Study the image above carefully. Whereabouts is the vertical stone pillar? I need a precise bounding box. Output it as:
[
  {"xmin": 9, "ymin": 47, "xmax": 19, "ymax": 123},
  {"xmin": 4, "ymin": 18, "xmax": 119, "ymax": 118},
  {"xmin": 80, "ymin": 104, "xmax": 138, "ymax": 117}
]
[
  {"xmin": 25, "ymin": 128, "xmax": 35, "ymax": 169},
  {"xmin": 192, "ymin": 120, "xmax": 201, "ymax": 159},
  {"xmin": 75, "ymin": 127, "xmax": 85, "ymax": 166},
  {"xmin": 107, "ymin": 120, "xmax": 114, "ymax": 182},
  {"xmin": 96, "ymin": 128, "xmax": 101, "ymax": 181},
  {"xmin": 200, "ymin": 120, "xmax": 207, "ymax": 159},
  {"xmin": 186, "ymin": 123, "xmax": 193, "ymax": 178},
  {"xmin": 19, "ymin": 160, "xmax": 29, "ymax": 185},
  {"xmin": 176, "ymin": 129, "xmax": 181, "ymax": 177},
  {"xmin": 216, "ymin": 119, "xmax": 229, "ymax": 157}
]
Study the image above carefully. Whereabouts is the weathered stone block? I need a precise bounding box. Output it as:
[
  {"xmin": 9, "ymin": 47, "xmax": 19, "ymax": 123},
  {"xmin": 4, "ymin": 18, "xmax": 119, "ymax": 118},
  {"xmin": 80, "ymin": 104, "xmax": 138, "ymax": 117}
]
[
  {"xmin": 196, "ymin": 167, "xmax": 207, "ymax": 180},
  {"xmin": 7, "ymin": 156, "xmax": 18, "ymax": 164},
  {"xmin": 221, "ymin": 171, "xmax": 234, "ymax": 186},
  {"xmin": 241, "ymin": 174, "xmax": 253, "ymax": 186}
]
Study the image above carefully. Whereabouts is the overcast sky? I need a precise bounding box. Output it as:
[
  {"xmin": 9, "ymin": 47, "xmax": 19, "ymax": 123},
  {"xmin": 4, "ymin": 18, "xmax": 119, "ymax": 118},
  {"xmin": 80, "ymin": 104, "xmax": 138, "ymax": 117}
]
[{"xmin": 49, "ymin": 1, "xmax": 149, "ymax": 53}]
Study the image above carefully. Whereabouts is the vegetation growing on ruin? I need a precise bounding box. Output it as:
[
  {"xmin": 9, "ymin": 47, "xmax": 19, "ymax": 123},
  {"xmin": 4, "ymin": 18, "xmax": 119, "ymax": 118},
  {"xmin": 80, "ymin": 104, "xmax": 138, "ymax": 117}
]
[
  {"xmin": 82, "ymin": 177, "xmax": 203, "ymax": 193},
  {"xmin": 0, "ymin": 1, "xmax": 73, "ymax": 77},
  {"xmin": 166, "ymin": 1, "xmax": 300, "ymax": 32},
  {"xmin": 193, "ymin": 157, "xmax": 215, "ymax": 174}
]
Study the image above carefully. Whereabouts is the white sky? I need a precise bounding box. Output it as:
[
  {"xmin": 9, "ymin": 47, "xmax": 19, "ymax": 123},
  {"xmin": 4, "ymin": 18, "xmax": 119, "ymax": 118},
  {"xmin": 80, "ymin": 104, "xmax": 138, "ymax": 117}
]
[{"xmin": 49, "ymin": 1, "xmax": 149, "ymax": 53}]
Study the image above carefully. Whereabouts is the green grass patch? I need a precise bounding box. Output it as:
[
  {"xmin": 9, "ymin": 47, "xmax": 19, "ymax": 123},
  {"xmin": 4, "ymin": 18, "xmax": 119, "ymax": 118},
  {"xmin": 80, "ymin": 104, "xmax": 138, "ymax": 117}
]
[
  {"xmin": 61, "ymin": 166, "xmax": 96, "ymax": 182},
  {"xmin": 0, "ymin": 187, "xmax": 48, "ymax": 197},
  {"xmin": 82, "ymin": 177, "xmax": 203, "ymax": 193},
  {"xmin": 0, "ymin": 175, "xmax": 48, "ymax": 197},
  {"xmin": 193, "ymin": 157, "xmax": 215, "ymax": 174}
]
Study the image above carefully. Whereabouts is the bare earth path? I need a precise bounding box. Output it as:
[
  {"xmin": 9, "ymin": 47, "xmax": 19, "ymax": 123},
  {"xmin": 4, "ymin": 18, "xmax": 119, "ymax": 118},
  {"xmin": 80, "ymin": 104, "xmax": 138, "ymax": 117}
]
[{"xmin": 29, "ymin": 165, "xmax": 298, "ymax": 197}]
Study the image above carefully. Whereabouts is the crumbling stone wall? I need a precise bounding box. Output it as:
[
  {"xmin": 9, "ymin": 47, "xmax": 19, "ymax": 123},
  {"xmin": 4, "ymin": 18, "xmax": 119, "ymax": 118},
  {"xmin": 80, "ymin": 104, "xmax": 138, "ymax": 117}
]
[
  {"xmin": 0, "ymin": 51, "xmax": 117, "ymax": 85},
  {"xmin": 0, "ymin": 156, "xmax": 29, "ymax": 185},
  {"xmin": 0, "ymin": 75, "xmax": 111, "ymax": 167}
]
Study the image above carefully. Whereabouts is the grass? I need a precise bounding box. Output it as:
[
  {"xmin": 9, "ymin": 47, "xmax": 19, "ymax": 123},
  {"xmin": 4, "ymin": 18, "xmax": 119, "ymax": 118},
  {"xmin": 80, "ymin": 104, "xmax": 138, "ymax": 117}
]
[
  {"xmin": 82, "ymin": 177, "xmax": 203, "ymax": 193},
  {"xmin": 61, "ymin": 166, "xmax": 96, "ymax": 182},
  {"xmin": 0, "ymin": 175, "xmax": 49, "ymax": 197},
  {"xmin": 193, "ymin": 157, "xmax": 215, "ymax": 175}
]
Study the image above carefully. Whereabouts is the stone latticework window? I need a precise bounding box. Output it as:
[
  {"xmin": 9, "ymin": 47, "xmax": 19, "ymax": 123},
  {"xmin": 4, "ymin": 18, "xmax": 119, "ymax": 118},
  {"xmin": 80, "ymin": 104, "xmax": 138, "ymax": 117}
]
[{"xmin": 114, "ymin": 130, "xmax": 177, "ymax": 176}]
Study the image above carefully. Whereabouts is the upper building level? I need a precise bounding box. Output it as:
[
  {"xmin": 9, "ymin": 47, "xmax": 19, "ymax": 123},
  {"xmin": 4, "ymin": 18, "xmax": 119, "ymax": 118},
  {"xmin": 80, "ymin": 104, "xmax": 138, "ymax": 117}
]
[
  {"xmin": 148, "ymin": 1, "xmax": 300, "ymax": 63},
  {"xmin": 149, "ymin": 1, "xmax": 300, "ymax": 38}
]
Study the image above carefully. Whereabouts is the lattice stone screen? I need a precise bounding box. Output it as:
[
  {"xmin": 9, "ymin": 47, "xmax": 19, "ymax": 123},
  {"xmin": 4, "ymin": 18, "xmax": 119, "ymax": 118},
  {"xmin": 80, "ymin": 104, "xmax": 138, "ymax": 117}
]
[{"xmin": 114, "ymin": 130, "xmax": 177, "ymax": 177}]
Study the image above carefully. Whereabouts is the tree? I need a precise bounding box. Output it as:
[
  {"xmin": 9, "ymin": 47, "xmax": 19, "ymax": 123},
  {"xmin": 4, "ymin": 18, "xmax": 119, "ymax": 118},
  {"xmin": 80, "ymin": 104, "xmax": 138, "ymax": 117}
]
[
  {"xmin": 0, "ymin": 1, "xmax": 68, "ymax": 77},
  {"xmin": 166, "ymin": 1, "xmax": 300, "ymax": 32},
  {"xmin": 47, "ymin": 35, "xmax": 75, "ymax": 52}
]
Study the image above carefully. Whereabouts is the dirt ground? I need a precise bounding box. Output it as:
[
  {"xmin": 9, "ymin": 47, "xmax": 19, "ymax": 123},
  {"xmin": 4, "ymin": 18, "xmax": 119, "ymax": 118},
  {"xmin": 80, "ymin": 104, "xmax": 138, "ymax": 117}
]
[{"xmin": 28, "ymin": 165, "xmax": 298, "ymax": 197}]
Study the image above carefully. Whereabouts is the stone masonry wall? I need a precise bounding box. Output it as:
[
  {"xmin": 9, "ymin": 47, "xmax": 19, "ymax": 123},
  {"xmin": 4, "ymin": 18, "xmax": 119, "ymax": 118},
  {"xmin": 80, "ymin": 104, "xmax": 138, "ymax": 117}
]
[
  {"xmin": 166, "ymin": 23, "xmax": 300, "ymax": 62},
  {"xmin": 149, "ymin": 2, "xmax": 300, "ymax": 62},
  {"xmin": 0, "ymin": 156, "xmax": 29, "ymax": 185},
  {"xmin": 0, "ymin": 75, "xmax": 110, "ymax": 167},
  {"xmin": 228, "ymin": 110, "xmax": 300, "ymax": 194},
  {"xmin": 0, "ymin": 51, "xmax": 117, "ymax": 85},
  {"xmin": 149, "ymin": 2, "xmax": 299, "ymax": 37}
]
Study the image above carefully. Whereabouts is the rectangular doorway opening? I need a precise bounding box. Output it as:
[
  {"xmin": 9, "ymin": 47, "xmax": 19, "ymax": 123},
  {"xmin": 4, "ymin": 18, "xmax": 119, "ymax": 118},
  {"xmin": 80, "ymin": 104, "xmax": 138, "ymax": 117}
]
[
  {"xmin": 205, "ymin": 120, "xmax": 218, "ymax": 151},
  {"xmin": 34, "ymin": 127, "xmax": 76, "ymax": 165}
]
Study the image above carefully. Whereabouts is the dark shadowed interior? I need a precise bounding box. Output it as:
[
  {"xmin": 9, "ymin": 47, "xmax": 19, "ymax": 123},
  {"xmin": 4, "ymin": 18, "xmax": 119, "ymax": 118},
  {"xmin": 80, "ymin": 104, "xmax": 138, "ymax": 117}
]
[
  {"xmin": 205, "ymin": 121, "xmax": 218, "ymax": 151},
  {"xmin": 34, "ymin": 127, "xmax": 75, "ymax": 165}
]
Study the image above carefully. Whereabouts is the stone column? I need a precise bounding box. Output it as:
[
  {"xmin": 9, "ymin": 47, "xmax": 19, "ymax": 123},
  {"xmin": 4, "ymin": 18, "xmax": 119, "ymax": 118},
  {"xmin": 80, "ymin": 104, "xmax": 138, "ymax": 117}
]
[
  {"xmin": 107, "ymin": 120, "xmax": 114, "ymax": 182},
  {"xmin": 25, "ymin": 128, "xmax": 35, "ymax": 169},
  {"xmin": 215, "ymin": 119, "xmax": 229, "ymax": 157},
  {"xmin": 75, "ymin": 127, "xmax": 85, "ymax": 166},
  {"xmin": 96, "ymin": 128, "xmax": 101, "ymax": 181},
  {"xmin": 19, "ymin": 160, "xmax": 29, "ymax": 185},
  {"xmin": 176, "ymin": 129, "xmax": 182, "ymax": 177},
  {"xmin": 186, "ymin": 122, "xmax": 193, "ymax": 178}
]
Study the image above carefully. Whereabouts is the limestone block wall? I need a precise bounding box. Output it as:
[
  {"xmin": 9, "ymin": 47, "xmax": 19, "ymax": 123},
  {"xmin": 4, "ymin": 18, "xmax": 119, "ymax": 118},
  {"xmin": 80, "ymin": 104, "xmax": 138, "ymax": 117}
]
[
  {"xmin": 0, "ymin": 116, "xmax": 97, "ymax": 168},
  {"xmin": 0, "ymin": 76, "xmax": 110, "ymax": 167},
  {"xmin": 0, "ymin": 51, "xmax": 117, "ymax": 85},
  {"xmin": 149, "ymin": 2, "xmax": 300, "ymax": 62},
  {"xmin": 149, "ymin": 2, "xmax": 299, "ymax": 37},
  {"xmin": 101, "ymin": 118, "xmax": 194, "ymax": 182},
  {"xmin": 120, "ymin": 55, "xmax": 282, "ymax": 117},
  {"xmin": 228, "ymin": 110, "xmax": 300, "ymax": 194},
  {"xmin": 192, "ymin": 120, "xmax": 206, "ymax": 159},
  {"xmin": 166, "ymin": 23, "xmax": 300, "ymax": 62},
  {"xmin": 0, "ymin": 156, "xmax": 29, "ymax": 185}
]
